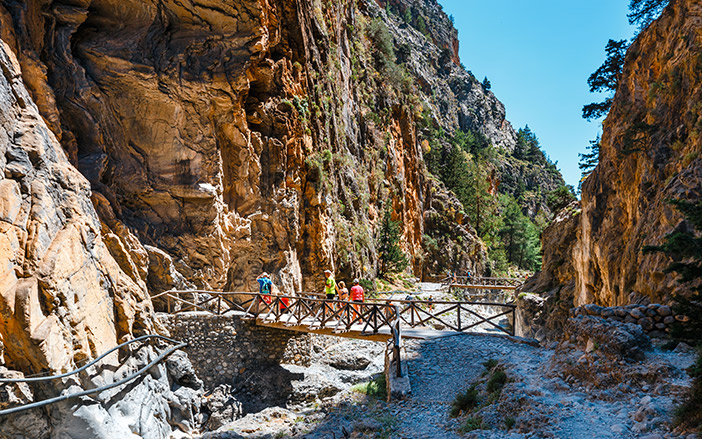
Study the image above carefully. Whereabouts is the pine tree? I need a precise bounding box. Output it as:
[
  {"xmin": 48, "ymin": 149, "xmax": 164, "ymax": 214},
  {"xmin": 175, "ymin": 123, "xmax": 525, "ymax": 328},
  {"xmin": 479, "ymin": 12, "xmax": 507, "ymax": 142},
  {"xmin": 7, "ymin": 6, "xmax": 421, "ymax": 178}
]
[
  {"xmin": 628, "ymin": 0, "xmax": 669, "ymax": 30},
  {"xmin": 582, "ymin": 39, "xmax": 629, "ymax": 121},
  {"xmin": 578, "ymin": 136, "xmax": 601, "ymax": 186},
  {"xmin": 546, "ymin": 185, "xmax": 576, "ymax": 213},
  {"xmin": 377, "ymin": 203, "xmax": 408, "ymax": 277},
  {"xmin": 482, "ymin": 77, "xmax": 491, "ymax": 91},
  {"xmin": 498, "ymin": 195, "xmax": 542, "ymax": 271}
]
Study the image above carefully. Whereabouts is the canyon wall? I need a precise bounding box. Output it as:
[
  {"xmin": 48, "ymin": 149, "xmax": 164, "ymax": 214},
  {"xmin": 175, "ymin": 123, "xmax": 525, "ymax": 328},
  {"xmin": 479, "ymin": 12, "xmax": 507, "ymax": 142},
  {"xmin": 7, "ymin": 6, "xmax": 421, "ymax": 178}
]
[
  {"xmin": 0, "ymin": 0, "xmax": 557, "ymax": 295},
  {"xmin": 529, "ymin": 0, "xmax": 702, "ymax": 308},
  {"xmin": 0, "ymin": 38, "xmax": 205, "ymax": 439}
]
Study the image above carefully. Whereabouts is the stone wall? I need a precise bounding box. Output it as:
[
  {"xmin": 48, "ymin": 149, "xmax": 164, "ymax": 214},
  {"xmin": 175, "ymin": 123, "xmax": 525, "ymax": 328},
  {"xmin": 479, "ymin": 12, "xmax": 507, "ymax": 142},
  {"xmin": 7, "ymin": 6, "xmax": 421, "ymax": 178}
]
[
  {"xmin": 158, "ymin": 312, "xmax": 312, "ymax": 389},
  {"xmin": 572, "ymin": 304, "xmax": 689, "ymax": 338}
]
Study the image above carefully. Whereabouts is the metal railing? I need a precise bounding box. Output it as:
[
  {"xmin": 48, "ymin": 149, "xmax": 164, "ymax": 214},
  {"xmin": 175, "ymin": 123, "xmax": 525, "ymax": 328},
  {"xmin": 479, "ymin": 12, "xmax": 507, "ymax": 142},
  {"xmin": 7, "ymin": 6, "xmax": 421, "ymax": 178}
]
[{"xmin": 0, "ymin": 335, "xmax": 186, "ymax": 417}]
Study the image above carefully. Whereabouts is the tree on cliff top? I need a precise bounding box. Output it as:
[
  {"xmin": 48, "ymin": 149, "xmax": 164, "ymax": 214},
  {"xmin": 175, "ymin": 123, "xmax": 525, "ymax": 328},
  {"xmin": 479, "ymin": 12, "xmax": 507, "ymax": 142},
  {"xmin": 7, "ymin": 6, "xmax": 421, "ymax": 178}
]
[
  {"xmin": 582, "ymin": 39, "xmax": 629, "ymax": 121},
  {"xmin": 377, "ymin": 203, "xmax": 408, "ymax": 277},
  {"xmin": 643, "ymin": 199, "xmax": 702, "ymax": 431},
  {"xmin": 628, "ymin": 0, "xmax": 669, "ymax": 30}
]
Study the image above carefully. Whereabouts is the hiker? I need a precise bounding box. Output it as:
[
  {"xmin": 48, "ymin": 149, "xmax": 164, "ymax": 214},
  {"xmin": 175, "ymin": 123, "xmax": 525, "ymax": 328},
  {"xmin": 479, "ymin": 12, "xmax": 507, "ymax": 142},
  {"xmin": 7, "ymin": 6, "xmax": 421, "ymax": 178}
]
[
  {"xmin": 338, "ymin": 281, "xmax": 349, "ymax": 301},
  {"xmin": 256, "ymin": 272, "xmax": 273, "ymax": 306},
  {"xmin": 324, "ymin": 269, "xmax": 338, "ymax": 311},
  {"xmin": 350, "ymin": 278, "xmax": 364, "ymax": 321}
]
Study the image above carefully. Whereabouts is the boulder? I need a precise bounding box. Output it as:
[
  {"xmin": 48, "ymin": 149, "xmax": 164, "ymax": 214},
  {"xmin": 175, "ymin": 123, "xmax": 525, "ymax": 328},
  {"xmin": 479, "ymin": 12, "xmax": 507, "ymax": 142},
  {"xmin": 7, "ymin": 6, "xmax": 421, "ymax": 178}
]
[{"xmin": 563, "ymin": 315, "xmax": 651, "ymax": 360}]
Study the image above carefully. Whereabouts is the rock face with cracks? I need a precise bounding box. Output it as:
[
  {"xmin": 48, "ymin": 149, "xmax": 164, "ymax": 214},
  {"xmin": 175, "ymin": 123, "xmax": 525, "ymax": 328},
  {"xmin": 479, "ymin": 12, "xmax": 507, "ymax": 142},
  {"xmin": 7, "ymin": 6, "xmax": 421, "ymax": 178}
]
[
  {"xmin": 0, "ymin": 0, "xmax": 564, "ymax": 295},
  {"xmin": 531, "ymin": 0, "xmax": 702, "ymax": 308},
  {"xmin": 0, "ymin": 35, "xmax": 202, "ymax": 439}
]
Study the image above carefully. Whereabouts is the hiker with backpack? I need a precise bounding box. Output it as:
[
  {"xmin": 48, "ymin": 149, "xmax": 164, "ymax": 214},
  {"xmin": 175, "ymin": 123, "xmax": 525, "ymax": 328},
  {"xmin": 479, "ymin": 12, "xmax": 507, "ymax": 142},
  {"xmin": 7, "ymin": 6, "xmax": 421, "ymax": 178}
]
[{"xmin": 256, "ymin": 272, "xmax": 273, "ymax": 306}]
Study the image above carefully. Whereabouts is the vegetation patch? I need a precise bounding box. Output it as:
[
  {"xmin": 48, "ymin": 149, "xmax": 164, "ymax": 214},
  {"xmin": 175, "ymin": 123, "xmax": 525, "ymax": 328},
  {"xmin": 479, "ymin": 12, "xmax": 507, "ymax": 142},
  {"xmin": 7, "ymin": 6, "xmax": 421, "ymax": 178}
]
[
  {"xmin": 450, "ymin": 384, "xmax": 479, "ymax": 417},
  {"xmin": 351, "ymin": 373, "xmax": 387, "ymax": 401},
  {"xmin": 459, "ymin": 416, "xmax": 484, "ymax": 433},
  {"xmin": 450, "ymin": 359, "xmax": 512, "ymax": 433}
]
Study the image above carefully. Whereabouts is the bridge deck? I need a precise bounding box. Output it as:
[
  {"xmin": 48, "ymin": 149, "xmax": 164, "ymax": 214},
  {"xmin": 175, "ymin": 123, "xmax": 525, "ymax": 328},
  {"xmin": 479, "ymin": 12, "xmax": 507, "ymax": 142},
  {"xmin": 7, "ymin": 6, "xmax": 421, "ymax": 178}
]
[
  {"xmin": 153, "ymin": 290, "xmax": 517, "ymax": 340},
  {"xmin": 450, "ymin": 284, "xmax": 517, "ymax": 290},
  {"xmin": 255, "ymin": 313, "xmax": 468, "ymax": 340}
]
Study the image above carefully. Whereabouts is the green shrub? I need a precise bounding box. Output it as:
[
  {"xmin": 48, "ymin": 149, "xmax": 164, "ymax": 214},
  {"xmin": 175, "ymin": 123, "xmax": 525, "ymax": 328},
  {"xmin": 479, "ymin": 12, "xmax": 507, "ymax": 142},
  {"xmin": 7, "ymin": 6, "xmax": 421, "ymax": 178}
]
[
  {"xmin": 482, "ymin": 358, "xmax": 498, "ymax": 370},
  {"xmin": 486, "ymin": 369, "xmax": 507, "ymax": 393},
  {"xmin": 450, "ymin": 384, "xmax": 478, "ymax": 417},
  {"xmin": 351, "ymin": 374, "xmax": 387, "ymax": 400},
  {"xmin": 674, "ymin": 349, "xmax": 702, "ymax": 431},
  {"xmin": 459, "ymin": 416, "xmax": 484, "ymax": 433},
  {"xmin": 505, "ymin": 417, "xmax": 516, "ymax": 429}
]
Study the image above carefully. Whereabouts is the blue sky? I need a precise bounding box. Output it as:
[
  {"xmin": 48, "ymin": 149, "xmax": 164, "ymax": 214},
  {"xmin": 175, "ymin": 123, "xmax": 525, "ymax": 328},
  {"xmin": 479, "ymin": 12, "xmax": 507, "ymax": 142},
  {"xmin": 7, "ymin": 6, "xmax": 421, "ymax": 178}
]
[{"xmin": 438, "ymin": 0, "xmax": 637, "ymax": 188}]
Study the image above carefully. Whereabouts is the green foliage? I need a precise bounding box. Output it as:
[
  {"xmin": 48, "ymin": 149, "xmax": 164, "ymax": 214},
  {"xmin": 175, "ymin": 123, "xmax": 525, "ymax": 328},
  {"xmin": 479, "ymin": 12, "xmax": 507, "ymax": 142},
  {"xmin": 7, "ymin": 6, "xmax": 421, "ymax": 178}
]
[
  {"xmin": 415, "ymin": 15, "xmax": 428, "ymax": 37},
  {"xmin": 482, "ymin": 358, "xmax": 498, "ymax": 370},
  {"xmin": 450, "ymin": 384, "xmax": 478, "ymax": 417},
  {"xmin": 486, "ymin": 369, "xmax": 507, "ymax": 393},
  {"xmin": 367, "ymin": 17, "xmax": 402, "ymax": 83},
  {"xmin": 674, "ymin": 351, "xmax": 702, "ymax": 431},
  {"xmin": 498, "ymin": 195, "xmax": 541, "ymax": 271},
  {"xmin": 546, "ymin": 185, "xmax": 577, "ymax": 213},
  {"xmin": 583, "ymin": 39, "xmax": 629, "ymax": 121},
  {"xmin": 292, "ymin": 96, "xmax": 310, "ymax": 122},
  {"xmin": 505, "ymin": 417, "xmax": 516, "ymax": 429},
  {"xmin": 359, "ymin": 279, "xmax": 377, "ymax": 296},
  {"xmin": 514, "ymin": 126, "xmax": 551, "ymax": 167},
  {"xmin": 628, "ymin": 0, "xmax": 669, "ymax": 30},
  {"xmin": 579, "ymin": 136, "xmax": 601, "ymax": 186},
  {"xmin": 351, "ymin": 374, "xmax": 387, "ymax": 400},
  {"xmin": 482, "ymin": 76, "xmax": 492, "ymax": 91},
  {"xmin": 459, "ymin": 416, "xmax": 484, "ymax": 433},
  {"xmin": 377, "ymin": 203, "xmax": 409, "ymax": 277},
  {"xmin": 643, "ymin": 199, "xmax": 702, "ymax": 431}
]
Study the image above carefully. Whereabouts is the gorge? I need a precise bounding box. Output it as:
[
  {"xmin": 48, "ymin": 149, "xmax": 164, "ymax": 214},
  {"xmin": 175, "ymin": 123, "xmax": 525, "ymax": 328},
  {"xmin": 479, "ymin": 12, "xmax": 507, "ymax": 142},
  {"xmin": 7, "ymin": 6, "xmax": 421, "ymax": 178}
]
[{"xmin": 0, "ymin": 0, "xmax": 700, "ymax": 437}]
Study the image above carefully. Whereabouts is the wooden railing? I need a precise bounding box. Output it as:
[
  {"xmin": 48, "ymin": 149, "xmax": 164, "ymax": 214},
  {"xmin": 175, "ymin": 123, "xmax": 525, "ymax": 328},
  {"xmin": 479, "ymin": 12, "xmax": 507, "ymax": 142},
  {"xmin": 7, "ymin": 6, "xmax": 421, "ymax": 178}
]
[
  {"xmin": 442, "ymin": 276, "xmax": 525, "ymax": 289},
  {"xmin": 154, "ymin": 290, "xmax": 516, "ymax": 336}
]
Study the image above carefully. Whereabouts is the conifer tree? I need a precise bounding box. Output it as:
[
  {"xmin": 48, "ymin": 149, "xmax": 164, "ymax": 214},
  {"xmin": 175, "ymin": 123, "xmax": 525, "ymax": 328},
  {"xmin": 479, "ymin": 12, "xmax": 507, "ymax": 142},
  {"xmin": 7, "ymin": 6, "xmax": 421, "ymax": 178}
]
[
  {"xmin": 582, "ymin": 39, "xmax": 629, "ymax": 121},
  {"xmin": 377, "ymin": 203, "xmax": 408, "ymax": 277}
]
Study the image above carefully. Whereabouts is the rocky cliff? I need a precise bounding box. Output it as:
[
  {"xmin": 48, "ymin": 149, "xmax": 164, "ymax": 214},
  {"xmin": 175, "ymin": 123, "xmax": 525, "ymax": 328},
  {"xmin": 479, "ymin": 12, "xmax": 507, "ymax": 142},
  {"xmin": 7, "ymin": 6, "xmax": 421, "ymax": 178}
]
[
  {"xmin": 0, "ymin": 38, "xmax": 205, "ymax": 439},
  {"xmin": 0, "ymin": 0, "xmax": 563, "ymax": 295},
  {"xmin": 529, "ymin": 0, "xmax": 702, "ymax": 308}
]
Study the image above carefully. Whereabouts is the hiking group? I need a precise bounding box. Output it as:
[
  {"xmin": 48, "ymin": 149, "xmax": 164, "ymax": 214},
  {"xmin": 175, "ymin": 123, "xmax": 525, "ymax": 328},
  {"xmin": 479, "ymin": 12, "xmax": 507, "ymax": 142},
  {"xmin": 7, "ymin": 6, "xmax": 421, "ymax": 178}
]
[{"xmin": 255, "ymin": 269, "xmax": 365, "ymax": 314}]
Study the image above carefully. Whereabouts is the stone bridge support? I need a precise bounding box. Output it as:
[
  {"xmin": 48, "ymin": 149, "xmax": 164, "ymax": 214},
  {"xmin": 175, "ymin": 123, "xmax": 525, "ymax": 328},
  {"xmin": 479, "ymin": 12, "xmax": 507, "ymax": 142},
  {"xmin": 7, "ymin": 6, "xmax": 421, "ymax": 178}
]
[{"xmin": 158, "ymin": 312, "xmax": 311, "ymax": 390}]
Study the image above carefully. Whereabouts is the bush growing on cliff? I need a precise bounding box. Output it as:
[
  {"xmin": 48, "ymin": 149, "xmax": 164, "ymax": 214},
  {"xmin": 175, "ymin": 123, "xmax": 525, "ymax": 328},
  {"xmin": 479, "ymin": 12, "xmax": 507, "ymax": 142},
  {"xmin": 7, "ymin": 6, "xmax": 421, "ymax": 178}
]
[{"xmin": 546, "ymin": 185, "xmax": 577, "ymax": 213}]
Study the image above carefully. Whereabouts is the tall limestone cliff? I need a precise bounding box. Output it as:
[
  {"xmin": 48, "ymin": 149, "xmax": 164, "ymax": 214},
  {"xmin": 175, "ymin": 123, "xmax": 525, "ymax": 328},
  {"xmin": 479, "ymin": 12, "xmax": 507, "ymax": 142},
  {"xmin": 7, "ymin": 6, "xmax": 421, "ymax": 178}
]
[
  {"xmin": 0, "ymin": 0, "xmax": 563, "ymax": 295},
  {"xmin": 0, "ymin": 0, "xmax": 568, "ymax": 435},
  {"xmin": 527, "ymin": 0, "xmax": 702, "ymax": 311},
  {"xmin": 0, "ymin": 39, "xmax": 205, "ymax": 439}
]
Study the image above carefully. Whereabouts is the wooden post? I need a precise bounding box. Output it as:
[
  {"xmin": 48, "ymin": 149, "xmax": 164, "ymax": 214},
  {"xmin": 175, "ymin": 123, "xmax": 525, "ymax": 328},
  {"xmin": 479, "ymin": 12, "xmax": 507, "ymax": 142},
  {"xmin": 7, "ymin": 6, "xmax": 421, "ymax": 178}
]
[{"xmin": 393, "ymin": 305, "xmax": 402, "ymax": 378}]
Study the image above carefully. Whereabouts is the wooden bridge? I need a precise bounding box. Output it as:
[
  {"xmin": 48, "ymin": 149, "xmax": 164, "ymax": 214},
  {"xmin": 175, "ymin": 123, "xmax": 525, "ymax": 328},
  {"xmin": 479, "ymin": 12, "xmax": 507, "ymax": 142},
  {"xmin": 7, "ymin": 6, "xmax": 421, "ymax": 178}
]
[
  {"xmin": 151, "ymin": 290, "xmax": 517, "ymax": 339},
  {"xmin": 153, "ymin": 289, "xmax": 517, "ymax": 381},
  {"xmin": 443, "ymin": 276, "xmax": 526, "ymax": 291}
]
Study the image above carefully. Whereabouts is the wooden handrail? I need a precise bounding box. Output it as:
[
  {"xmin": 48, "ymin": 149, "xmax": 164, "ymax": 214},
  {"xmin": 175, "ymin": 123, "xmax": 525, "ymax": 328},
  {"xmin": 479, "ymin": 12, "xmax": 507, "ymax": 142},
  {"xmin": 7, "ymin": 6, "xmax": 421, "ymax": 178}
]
[{"xmin": 155, "ymin": 290, "xmax": 516, "ymax": 336}]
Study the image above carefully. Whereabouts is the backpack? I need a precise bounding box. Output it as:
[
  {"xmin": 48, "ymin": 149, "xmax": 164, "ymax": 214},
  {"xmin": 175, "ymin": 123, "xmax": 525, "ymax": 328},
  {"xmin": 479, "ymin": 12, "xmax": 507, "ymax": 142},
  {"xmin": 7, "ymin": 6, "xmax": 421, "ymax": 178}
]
[{"xmin": 260, "ymin": 278, "xmax": 272, "ymax": 294}]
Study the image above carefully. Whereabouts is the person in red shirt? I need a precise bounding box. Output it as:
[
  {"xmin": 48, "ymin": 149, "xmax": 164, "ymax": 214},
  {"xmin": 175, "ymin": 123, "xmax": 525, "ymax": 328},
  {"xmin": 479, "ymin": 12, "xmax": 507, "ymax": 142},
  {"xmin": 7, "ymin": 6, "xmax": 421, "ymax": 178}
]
[{"xmin": 350, "ymin": 279, "xmax": 364, "ymax": 322}]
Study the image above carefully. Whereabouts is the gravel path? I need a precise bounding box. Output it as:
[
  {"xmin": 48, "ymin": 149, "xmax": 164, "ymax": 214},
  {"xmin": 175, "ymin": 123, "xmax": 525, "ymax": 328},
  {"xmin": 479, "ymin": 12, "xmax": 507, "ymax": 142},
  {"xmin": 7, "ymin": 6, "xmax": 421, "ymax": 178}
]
[{"xmin": 297, "ymin": 330, "xmax": 693, "ymax": 439}]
